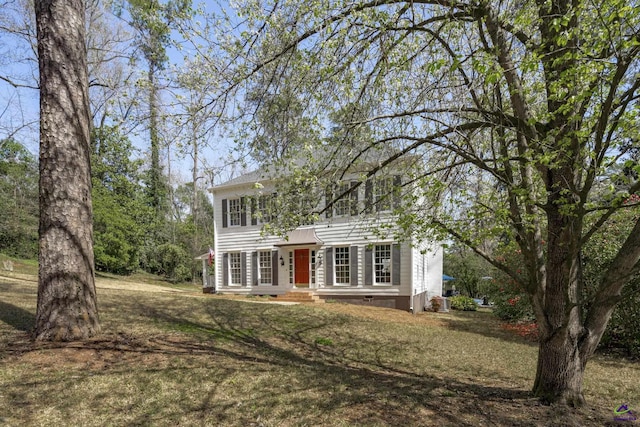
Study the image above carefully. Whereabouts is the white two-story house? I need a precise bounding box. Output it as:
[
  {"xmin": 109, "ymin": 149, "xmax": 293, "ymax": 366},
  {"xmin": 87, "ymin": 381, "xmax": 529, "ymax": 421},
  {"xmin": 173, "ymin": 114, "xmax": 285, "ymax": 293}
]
[{"xmin": 208, "ymin": 166, "xmax": 443, "ymax": 312}]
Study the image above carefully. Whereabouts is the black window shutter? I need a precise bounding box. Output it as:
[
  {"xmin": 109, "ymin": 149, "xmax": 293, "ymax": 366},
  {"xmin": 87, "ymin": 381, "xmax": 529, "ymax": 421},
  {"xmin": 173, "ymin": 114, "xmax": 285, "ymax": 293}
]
[
  {"xmin": 223, "ymin": 253, "xmax": 229, "ymax": 286},
  {"xmin": 364, "ymin": 246, "xmax": 373, "ymax": 286},
  {"xmin": 241, "ymin": 252, "xmax": 247, "ymax": 286},
  {"xmin": 240, "ymin": 197, "xmax": 247, "ymax": 226},
  {"xmin": 392, "ymin": 244, "xmax": 401, "ymax": 286},
  {"xmin": 251, "ymin": 251, "xmax": 258, "ymax": 286},
  {"xmin": 393, "ymin": 175, "xmax": 402, "ymax": 209},
  {"xmin": 350, "ymin": 181, "xmax": 359, "ymax": 216},
  {"xmin": 350, "ymin": 246, "xmax": 358, "ymax": 286},
  {"xmin": 325, "ymin": 247, "xmax": 333, "ymax": 286},
  {"xmin": 325, "ymin": 185, "xmax": 333, "ymax": 219},
  {"xmin": 271, "ymin": 250, "xmax": 279, "ymax": 286},
  {"xmin": 364, "ymin": 179, "xmax": 373, "ymax": 214},
  {"xmin": 222, "ymin": 199, "xmax": 228, "ymax": 228},
  {"xmin": 251, "ymin": 197, "xmax": 258, "ymax": 226}
]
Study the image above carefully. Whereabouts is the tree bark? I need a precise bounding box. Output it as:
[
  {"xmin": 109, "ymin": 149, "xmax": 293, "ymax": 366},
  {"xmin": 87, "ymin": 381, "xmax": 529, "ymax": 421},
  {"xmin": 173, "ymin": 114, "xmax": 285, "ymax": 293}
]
[
  {"xmin": 35, "ymin": 0, "xmax": 100, "ymax": 340},
  {"xmin": 533, "ymin": 318, "xmax": 587, "ymax": 406},
  {"xmin": 149, "ymin": 63, "xmax": 163, "ymax": 217}
]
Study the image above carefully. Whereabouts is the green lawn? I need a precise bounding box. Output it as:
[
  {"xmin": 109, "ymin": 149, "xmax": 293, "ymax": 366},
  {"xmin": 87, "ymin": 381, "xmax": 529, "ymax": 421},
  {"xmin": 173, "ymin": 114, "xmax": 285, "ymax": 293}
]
[{"xmin": 0, "ymin": 273, "xmax": 638, "ymax": 426}]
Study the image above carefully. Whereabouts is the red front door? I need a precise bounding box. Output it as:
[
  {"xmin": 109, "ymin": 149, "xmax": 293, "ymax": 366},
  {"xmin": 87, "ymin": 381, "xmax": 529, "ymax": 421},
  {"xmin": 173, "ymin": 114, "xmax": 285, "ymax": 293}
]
[{"xmin": 294, "ymin": 249, "xmax": 309, "ymax": 287}]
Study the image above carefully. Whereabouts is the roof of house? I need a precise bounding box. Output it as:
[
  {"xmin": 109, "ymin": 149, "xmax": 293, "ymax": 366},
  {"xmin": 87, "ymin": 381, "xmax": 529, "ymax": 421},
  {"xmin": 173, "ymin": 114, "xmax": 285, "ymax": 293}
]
[
  {"xmin": 210, "ymin": 169, "xmax": 270, "ymax": 192},
  {"xmin": 211, "ymin": 150, "xmax": 422, "ymax": 192}
]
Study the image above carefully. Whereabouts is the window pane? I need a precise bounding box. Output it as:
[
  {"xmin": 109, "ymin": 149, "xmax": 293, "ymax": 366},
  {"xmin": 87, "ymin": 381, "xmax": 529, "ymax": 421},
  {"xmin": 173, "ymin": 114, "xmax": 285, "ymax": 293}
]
[
  {"xmin": 311, "ymin": 250, "xmax": 316, "ymax": 285},
  {"xmin": 334, "ymin": 247, "xmax": 350, "ymax": 284},
  {"xmin": 257, "ymin": 195, "xmax": 272, "ymax": 224},
  {"xmin": 334, "ymin": 182, "xmax": 351, "ymax": 216},
  {"xmin": 375, "ymin": 244, "xmax": 392, "ymax": 284},
  {"xmin": 230, "ymin": 252, "xmax": 242, "ymax": 285},
  {"xmin": 374, "ymin": 178, "xmax": 392, "ymax": 212},
  {"xmin": 288, "ymin": 251, "xmax": 294, "ymax": 284},
  {"xmin": 259, "ymin": 250, "xmax": 272, "ymax": 285},
  {"xmin": 229, "ymin": 198, "xmax": 241, "ymax": 226}
]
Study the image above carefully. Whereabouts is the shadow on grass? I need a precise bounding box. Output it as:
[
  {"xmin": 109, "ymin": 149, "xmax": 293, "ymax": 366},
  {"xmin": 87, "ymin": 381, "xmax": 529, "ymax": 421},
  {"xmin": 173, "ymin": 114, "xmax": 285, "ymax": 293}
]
[
  {"xmin": 440, "ymin": 310, "xmax": 539, "ymax": 347},
  {"xmin": 2, "ymin": 292, "xmax": 607, "ymax": 426},
  {"xmin": 100, "ymin": 297, "xmax": 557, "ymax": 427},
  {"xmin": 0, "ymin": 300, "xmax": 35, "ymax": 332}
]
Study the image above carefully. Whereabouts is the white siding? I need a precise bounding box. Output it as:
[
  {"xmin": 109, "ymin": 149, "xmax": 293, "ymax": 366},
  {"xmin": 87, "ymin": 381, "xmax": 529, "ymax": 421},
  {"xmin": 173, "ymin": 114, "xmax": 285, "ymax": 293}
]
[
  {"xmin": 411, "ymin": 242, "xmax": 443, "ymax": 298},
  {"xmin": 211, "ymin": 177, "xmax": 442, "ymax": 299}
]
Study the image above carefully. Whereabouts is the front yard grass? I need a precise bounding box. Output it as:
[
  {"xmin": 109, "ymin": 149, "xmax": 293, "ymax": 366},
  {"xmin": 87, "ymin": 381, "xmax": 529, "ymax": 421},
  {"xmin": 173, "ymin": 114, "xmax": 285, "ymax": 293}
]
[{"xmin": 0, "ymin": 275, "xmax": 638, "ymax": 426}]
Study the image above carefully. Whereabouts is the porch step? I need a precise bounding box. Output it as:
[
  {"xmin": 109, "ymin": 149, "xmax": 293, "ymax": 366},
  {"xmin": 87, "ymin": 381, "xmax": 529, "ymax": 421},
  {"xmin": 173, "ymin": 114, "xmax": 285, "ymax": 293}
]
[{"xmin": 276, "ymin": 290, "xmax": 324, "ymax": 304}]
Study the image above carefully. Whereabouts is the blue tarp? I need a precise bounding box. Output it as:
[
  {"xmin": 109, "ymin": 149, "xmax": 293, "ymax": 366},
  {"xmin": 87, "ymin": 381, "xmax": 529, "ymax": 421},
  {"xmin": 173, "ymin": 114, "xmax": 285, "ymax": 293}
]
[{"xmin": 442, "ymin": 274, "xmax": 456, "ymax": 281}]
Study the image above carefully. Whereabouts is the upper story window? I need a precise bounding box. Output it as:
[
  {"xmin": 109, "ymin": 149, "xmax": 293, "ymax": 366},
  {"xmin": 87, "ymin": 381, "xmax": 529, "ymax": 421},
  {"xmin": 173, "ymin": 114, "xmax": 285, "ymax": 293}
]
[
  {"xmin": 229, "ymin": 198, "xmax": 242, "ymax": 226},
  {"xmin": 252, "ymin": 194, "xmax": 274, "ymax": 225},
  {"xmin": 222, "ymin": 197, "xmax": 247, "ymax": 228},
  {"xmin": 326, "ymin": 181, "xmax": 358, "ymax": 218},
  {"xmin": 364, "ymin": 175, "xmax": 401, "ymax": 214},
  {"xmin": 374, "ymin": 177, "xmax": 393, "ymax": 212},
  {"xmin": 334, "ymin": 182, "xmax": 352, "ymax": 216}
]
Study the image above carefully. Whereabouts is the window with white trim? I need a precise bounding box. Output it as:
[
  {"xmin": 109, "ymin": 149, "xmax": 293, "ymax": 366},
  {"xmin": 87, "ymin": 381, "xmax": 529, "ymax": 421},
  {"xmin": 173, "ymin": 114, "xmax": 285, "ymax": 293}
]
[
  {"xmin": 288, "ymin": 251, "xmax": 294, "ymax": 284},
  {"xmin": 228, "ymin": 198, "xmax": 241, "ymax": 226},
  {"xmin": 374, "ymin": 244, "xmax": 392, "ymax": 284},
  {"xmin": 334, "ymin": 246, "xmax": 350, "ymax": 285},
  {"xmin": 256, "ymin": 194, "xmax": 273, "ymax": 224},
  {"xmin": 229, "ymin": 252, "xmax": 242, "ymax": 285},
  {"xmin": 334, "ymin": 182, "xmax": 351, "ymax": 216},
  {"xmin": 311, "ymin": 250, "xmax": 316, "ymax": 285},
  {"xmin": 258, "ymin": 250, "xmax": 272, "ymax": 285},
  {"xmin": 374, "ymin": 177, "xmax": 393, "ymax": 212}
]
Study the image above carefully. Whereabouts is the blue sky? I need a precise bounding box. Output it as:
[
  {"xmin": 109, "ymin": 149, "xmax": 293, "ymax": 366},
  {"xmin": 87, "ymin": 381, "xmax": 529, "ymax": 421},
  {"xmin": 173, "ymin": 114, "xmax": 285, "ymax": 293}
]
[{"xmin": 0, "ymin": 0, "xmax": 243, "ymax": 188}]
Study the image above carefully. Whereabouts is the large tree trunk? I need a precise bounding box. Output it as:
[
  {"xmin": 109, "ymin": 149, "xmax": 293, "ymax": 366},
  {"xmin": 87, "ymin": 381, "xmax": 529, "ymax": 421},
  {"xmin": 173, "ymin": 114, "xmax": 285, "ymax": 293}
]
[
  {"xmin": 531, "ymin": 176, "xmax": 587, "ymax": 406},
  {"xmin": 532, "ymin": 320, "xmax": 587, "ymax": 406},
  {"xmin": 35, "ymin": 0, "xmax": 100, "ymax": 341}
]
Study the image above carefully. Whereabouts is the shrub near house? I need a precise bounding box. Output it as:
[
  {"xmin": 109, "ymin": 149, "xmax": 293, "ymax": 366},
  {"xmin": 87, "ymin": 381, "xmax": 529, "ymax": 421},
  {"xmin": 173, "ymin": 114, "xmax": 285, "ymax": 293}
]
[{"xmin": 449, "ymin": 295, "xmax": 478, "ymax": 311}]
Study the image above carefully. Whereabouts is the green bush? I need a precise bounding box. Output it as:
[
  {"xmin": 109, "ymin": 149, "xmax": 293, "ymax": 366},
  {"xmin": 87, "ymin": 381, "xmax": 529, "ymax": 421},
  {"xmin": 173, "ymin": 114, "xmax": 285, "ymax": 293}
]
[
  {"xmin": 583, "ymin": 198, "xmax": 640, "ymax": 358},
  {"xmin": 490, "ymin": 289, "xmax": 535, "ymax": 322},
  {"xmin": 143, "ymin": 243, "xmax": 192, "ymax": 282},
  {"xmin": 449, "ymin": 295, "xmax": 478, "ymax": 311},
  {"xmin": 92, "ymin": 188, "xmax": 143, "ymax": 275},
  {"xmin": 598, "ymin": 281, "xmax": 640, "ymax": 357}
]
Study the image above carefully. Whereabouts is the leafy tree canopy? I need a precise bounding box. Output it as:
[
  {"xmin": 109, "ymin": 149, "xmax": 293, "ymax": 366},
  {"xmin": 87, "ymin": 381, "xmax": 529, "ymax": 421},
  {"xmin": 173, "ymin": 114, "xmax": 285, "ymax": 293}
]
[{"xmin": 213, "ymin": 0, "xmax": 640, "ymax": 405}]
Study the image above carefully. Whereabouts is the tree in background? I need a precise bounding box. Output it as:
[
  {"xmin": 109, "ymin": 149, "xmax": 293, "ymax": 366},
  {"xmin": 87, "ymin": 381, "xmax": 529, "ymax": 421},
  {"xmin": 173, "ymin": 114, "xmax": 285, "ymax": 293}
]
[
  {"xmin": 91, "ymin": 126, "xmax": 150, "ymax": 274},
  {"xmin": 0, "ymin": 139, "xmax": 38, "ymax": 258},
  {"xmin": 215, "ymin": 0, "xmax": 640, "ymax": 405},
  {"xmin": 2, "ymin": 0, "xmax": 210, "ymax": 286},
  {"xmin": 125, "ymin": 0, "xmax": 191, "ymax": 224},
  {"xmin": 34, "ymin": 0, "xmax": 100, "ymax": 340},
  {"xmin": 173, "ymin": 58, "xmax": 220, "ymax": 273},
  {"xmin": 444, "ymin": 246, "xmax": 493, "ymax": 298}
]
